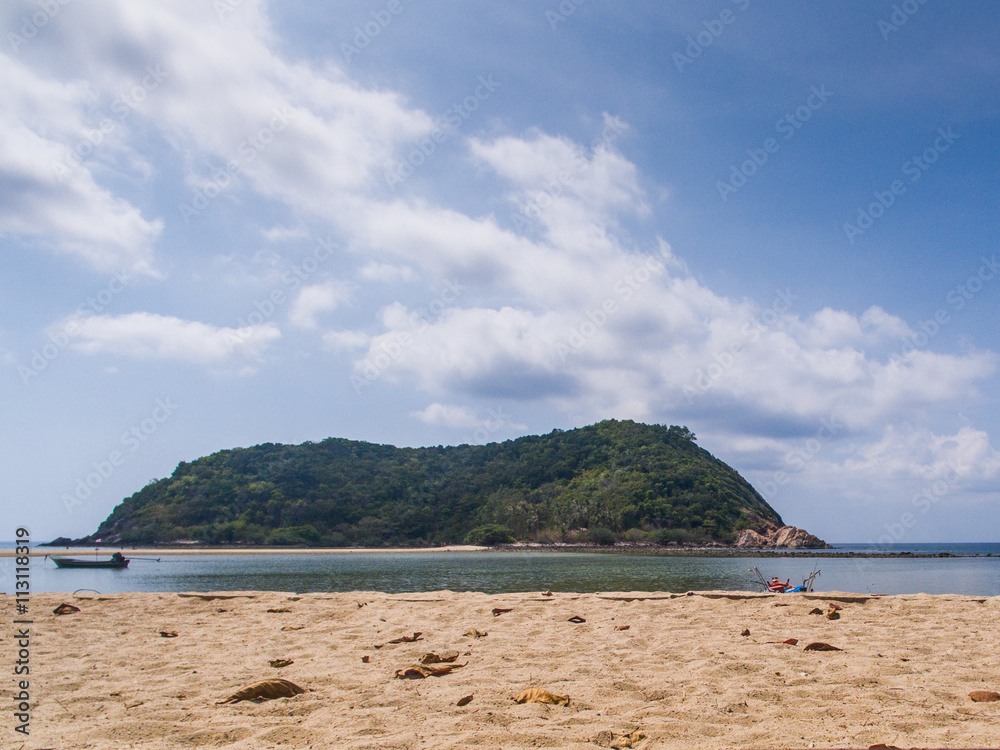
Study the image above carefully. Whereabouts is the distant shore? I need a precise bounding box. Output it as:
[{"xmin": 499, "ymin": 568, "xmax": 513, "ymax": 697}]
[{"xmin": 5, "ymin": 543, "xmax": 990, "ymax": 559}]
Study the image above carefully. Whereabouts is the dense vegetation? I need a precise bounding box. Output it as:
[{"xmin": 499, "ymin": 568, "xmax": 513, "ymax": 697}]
[{"xmin": 75, "ymin": 420, "xmax": 783, "ymax": 547}]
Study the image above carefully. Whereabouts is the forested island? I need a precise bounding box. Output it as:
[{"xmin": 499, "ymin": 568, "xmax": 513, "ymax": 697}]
[{"xmin": 56, "ymin": 420, "xmax": 827, "ymax": 549}]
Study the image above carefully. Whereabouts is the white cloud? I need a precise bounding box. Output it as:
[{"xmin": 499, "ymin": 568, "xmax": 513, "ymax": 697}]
[
  {"xmin": 0, "ymin": 53, "xmax": 163, "ymax": 274},
  {"xmin": 261, "ymin": 225, "xmax": 310, "ymax": 242},
  {"xmin": 288, "ymin": 280, "xmax": 352, "ymax": 329},
  {"xmin": 843, "ymin": 424, "xmax": 1000, "ymax": 483},
  {"xmin": 61, "ymin": 312, "xmax": 280, "ymax": 371},
  {"xmin": 358, "ymin": 261, "xmax": 417, "ymax": 283},
  {"xmin": 322, "ymin": 329, "xmax": 370, "ymax": 351},
  {"xmin": 410, "ymin": 403, "xmax": 482, "ymax": 428}
]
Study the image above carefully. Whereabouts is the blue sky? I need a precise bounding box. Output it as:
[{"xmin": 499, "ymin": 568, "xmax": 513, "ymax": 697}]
[{"xmin": 2, "ymin": 0, "xmax": 998, "ymax": 544}]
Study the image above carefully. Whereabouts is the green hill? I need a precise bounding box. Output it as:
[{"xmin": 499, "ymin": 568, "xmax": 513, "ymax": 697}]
[{"xmin": 72, "ymin": 420, "xmax": 787, "ymax": 547}]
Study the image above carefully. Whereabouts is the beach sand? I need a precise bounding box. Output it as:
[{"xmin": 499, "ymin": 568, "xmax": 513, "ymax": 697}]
[{"xmin": 8, "ymin": 590, "xmax": 1000, "ymax": 749}]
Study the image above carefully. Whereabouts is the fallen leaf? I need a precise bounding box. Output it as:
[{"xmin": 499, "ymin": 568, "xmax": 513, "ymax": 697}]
[
  {"xmin": 514, "ymin": 687, "xmax": 569, "ymax": 706},
  {"xmin": 266, "ymin": 608, "xmax": 290, "ymax": 613},
  {"xmin": 969, "ymin": 690, "xmax": 1000, "ymax": 702},
  {"xmin": 361, "ymin": 655, "xmax": 370, "ymax": 663},
  {"xmin": 457, "ymin": 694, "xmax": 474, "ymax": 706},
  {"xmin": 542, "ymin": 590, "xmax": 553, "ymax": 596},
  {"xmin": 395, "ymin": 663, "xmax": 465, "ymax": 679},
  {"xmin": 419, "ymin": 651, "xmax": 459, "ymax": 664},
  {"xmin": 808, "ymin": 608, "xmax": 825, "ymax": 615},
  {"xmin": 217, "ymin": 678, "xmax": 305, "ymax": 704},
  {"xmin": 827, "ymin": 602, "xmax": 843, "ymax": 611},
  {"xmin": 740, "ymin": 628, "xmax": 751, "ymax": 636},
  {"xmin": 568, "ymin": 615, "xmax": 586, "ymax": 623},
  {"xmin": 464, "ymin": 629, "xmax": 488, "ymax": 638},
  {"xmin": 159, "ymin": 631, "xmax": 179, "ymax": 638},
  {"xmin": 268, "ymin": 659, "xmax": 293, "ymax": 668},
  {"xmin": 868, "ymin": 744, "xmax": 901, "ymax": 749},
  {"xmin": 804, "ymin": 642, "xmax": 842, "ymax": 651},
  {"xmin": 388, "ymin": 632, "xmax": 423, "ymax": 643},
  {"xmin": 765, "ymin": 638, "xmax": 798, "ymax": 645},
  {"xmin": 357, "ymin": 602, "xmax": 367, "ymax": 608},
  {"xmin": 492, "ymin": 607, "xmax": 513, "ymax": 617},
  {"xmin": 826, "ymin": 610, "xmax": 840, "ymax": 620},
  {"xmin": 281, "ymin": 625, "xmax": 305, "ymax": 632},
  {"xmin": 773, "ymin": 603, "xmax": 789, "ymax": 607},
  {"xmin": 615, "ymin": 625, "xmax": 630, "ymax": 631},
  {"xmin": 53, "ymin": 603, "xmax": 81, "ymax": 615}
]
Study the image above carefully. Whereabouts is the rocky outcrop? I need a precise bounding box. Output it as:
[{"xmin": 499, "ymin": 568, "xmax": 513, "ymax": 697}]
[{"xmin": 735, "ymin": 525, "xmax": 830, "ymax": 549}]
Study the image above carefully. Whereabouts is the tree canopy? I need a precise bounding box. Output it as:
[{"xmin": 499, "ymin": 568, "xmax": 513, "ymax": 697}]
[{"xmin": 76, "ymin": 419, "xmax": 783, "ymax": 547}]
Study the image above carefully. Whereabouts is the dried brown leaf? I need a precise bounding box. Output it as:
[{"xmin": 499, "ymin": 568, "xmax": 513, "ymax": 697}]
[
  {"xmin": 492, "ymin": 607, "xmax": 513, "ymax": 617},
  {"xmin": 53, "ymin": 603, "xmax": 80, "ymax": 615},
  {"xmin": 514, "ymin": 687, "xmax": 570, "ymax": 706},
  {"xmin": 268, "ymin": 659, "xmax": 293, "ymax": 668},
  {"xmin": 457, "ymin": 694, "xmax": 474, "ymax": 706},
  {"xmin": 395, "ymin": 663, "xmax": 465, "ymax": 679},
  {"xmin": 804, "ymin": 641, "xmax": 842, "ymax": 651},
  {"xmin": 419, "ymin": 651, "xmax": 459, "ymax": 664},
  {"xmin": 388, "ymin": 632, "xmax": 423, "ymax": 643},
  {"xmin": 217, "ymin": 678, "xmax": 305, "ymax": 704},
  {"xmin": 568, "ymin": 615, "xmax": 586, "ymax": 623},
  {"xmin": 969, "ymin": 690, "xmax": 1000, "ymax": 702},
  {"xmin": 464, "ymin": 629, "xmax": 488, "ymax": 638}
]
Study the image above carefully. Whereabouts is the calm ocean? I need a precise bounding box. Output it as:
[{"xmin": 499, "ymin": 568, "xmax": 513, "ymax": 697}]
[{"xmin": 3, "ymin": 543, "xmax": 999, "ymax": 596}]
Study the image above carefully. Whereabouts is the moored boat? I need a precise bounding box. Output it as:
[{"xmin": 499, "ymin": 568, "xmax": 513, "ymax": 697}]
[{"xmin": 51, "ymin": 552, "xmax": 129, "ymax": 569}]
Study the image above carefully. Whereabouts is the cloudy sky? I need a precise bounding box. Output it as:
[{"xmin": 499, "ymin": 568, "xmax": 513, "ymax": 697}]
[{"xmin": 2, "ymin": 0, "xmax": 998, "ymax": 544}]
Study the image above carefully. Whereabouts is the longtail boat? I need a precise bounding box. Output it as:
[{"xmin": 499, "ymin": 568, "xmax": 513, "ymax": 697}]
[{"xmin": 51, "ymin": 552, "xmax": 129, "ymax": 569}]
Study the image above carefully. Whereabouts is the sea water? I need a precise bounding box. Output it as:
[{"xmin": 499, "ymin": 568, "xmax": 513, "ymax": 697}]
[{"xmin": 3, "ymin": 544, "xmax": 999, "ymax": 596}]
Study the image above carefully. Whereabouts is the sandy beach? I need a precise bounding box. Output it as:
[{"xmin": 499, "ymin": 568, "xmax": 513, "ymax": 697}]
[{"xmin": 7, "ymin": 590, "xmax": 1000, "ymax": 749}]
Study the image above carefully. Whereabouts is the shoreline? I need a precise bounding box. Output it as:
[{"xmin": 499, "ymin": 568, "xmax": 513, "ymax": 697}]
[
  {"xmin": 7, "ymin": 543, "xmax": 988, "ymax": 559},
  {"xmin": 5, "ymin": 544, "xmax": 489, "ymax": 558}
]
